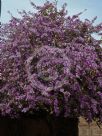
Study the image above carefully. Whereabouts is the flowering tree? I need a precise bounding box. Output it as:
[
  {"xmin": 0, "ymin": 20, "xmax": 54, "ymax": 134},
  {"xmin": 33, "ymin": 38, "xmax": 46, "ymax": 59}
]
[{"xmin": 0, "ymin": 1, "xmax": 102, "ymax": 124}]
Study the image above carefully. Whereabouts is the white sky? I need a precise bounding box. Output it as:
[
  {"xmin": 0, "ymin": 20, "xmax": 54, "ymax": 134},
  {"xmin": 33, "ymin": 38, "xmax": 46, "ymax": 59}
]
[{"xmin": 1, "ymin": 0, "xmax": 102, "ymax": 24}]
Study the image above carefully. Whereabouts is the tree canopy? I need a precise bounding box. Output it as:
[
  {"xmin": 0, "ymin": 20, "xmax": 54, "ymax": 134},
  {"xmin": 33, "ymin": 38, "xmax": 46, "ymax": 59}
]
[{"xmin": 0, "ymin": 1, "xmax": 102, "ymax": 124}]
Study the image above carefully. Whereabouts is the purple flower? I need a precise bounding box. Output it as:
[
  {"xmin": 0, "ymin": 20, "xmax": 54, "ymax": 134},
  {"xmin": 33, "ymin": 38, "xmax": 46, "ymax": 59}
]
[{"xmin": 0, "ymin": 1, "xmax": 102, "ymax": 124}]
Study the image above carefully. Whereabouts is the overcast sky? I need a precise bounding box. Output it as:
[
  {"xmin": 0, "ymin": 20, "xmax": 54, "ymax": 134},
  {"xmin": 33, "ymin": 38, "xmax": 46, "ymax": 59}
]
[{"xmin": 1, "ymin": 0, "xmax": 102, "ymax": 24}]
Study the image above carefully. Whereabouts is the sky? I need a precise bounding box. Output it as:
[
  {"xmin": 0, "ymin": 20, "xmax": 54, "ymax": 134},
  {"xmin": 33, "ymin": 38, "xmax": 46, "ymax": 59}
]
[{"xmin": 1, "ymin": 0, "xmax": 102, "ymax": 24}]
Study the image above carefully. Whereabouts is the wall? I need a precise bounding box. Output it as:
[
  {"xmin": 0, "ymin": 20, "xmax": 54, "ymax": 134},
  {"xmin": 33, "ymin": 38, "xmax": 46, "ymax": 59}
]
[{"xmin": 79, "ymin": 118, "xmax": 102, "ymax": 136}]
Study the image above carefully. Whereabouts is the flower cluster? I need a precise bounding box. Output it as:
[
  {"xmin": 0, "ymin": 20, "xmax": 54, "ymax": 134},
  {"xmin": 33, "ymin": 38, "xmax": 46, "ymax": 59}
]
[{"xmin": 0, "ymin": 1, "xmax": 102, "ymax": 123}]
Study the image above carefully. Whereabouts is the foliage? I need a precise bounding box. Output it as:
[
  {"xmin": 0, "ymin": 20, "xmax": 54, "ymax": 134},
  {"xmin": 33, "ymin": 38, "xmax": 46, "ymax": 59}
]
[{"xmin": 0, "ymin": 1, "xmax": 102, "ymax": 123}]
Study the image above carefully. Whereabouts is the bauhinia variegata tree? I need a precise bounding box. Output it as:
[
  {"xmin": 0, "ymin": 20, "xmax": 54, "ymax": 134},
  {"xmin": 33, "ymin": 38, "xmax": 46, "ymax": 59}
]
[{"xmin": 0, "ymin": 1, "xmax": 102, "ymax": 126}]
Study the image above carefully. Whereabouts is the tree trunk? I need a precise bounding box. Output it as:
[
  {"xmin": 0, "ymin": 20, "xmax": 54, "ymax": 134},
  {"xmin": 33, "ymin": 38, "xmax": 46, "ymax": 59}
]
[{"xmin": 0, "ymin": 116, "xmax": 79, "ymax": 136}]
